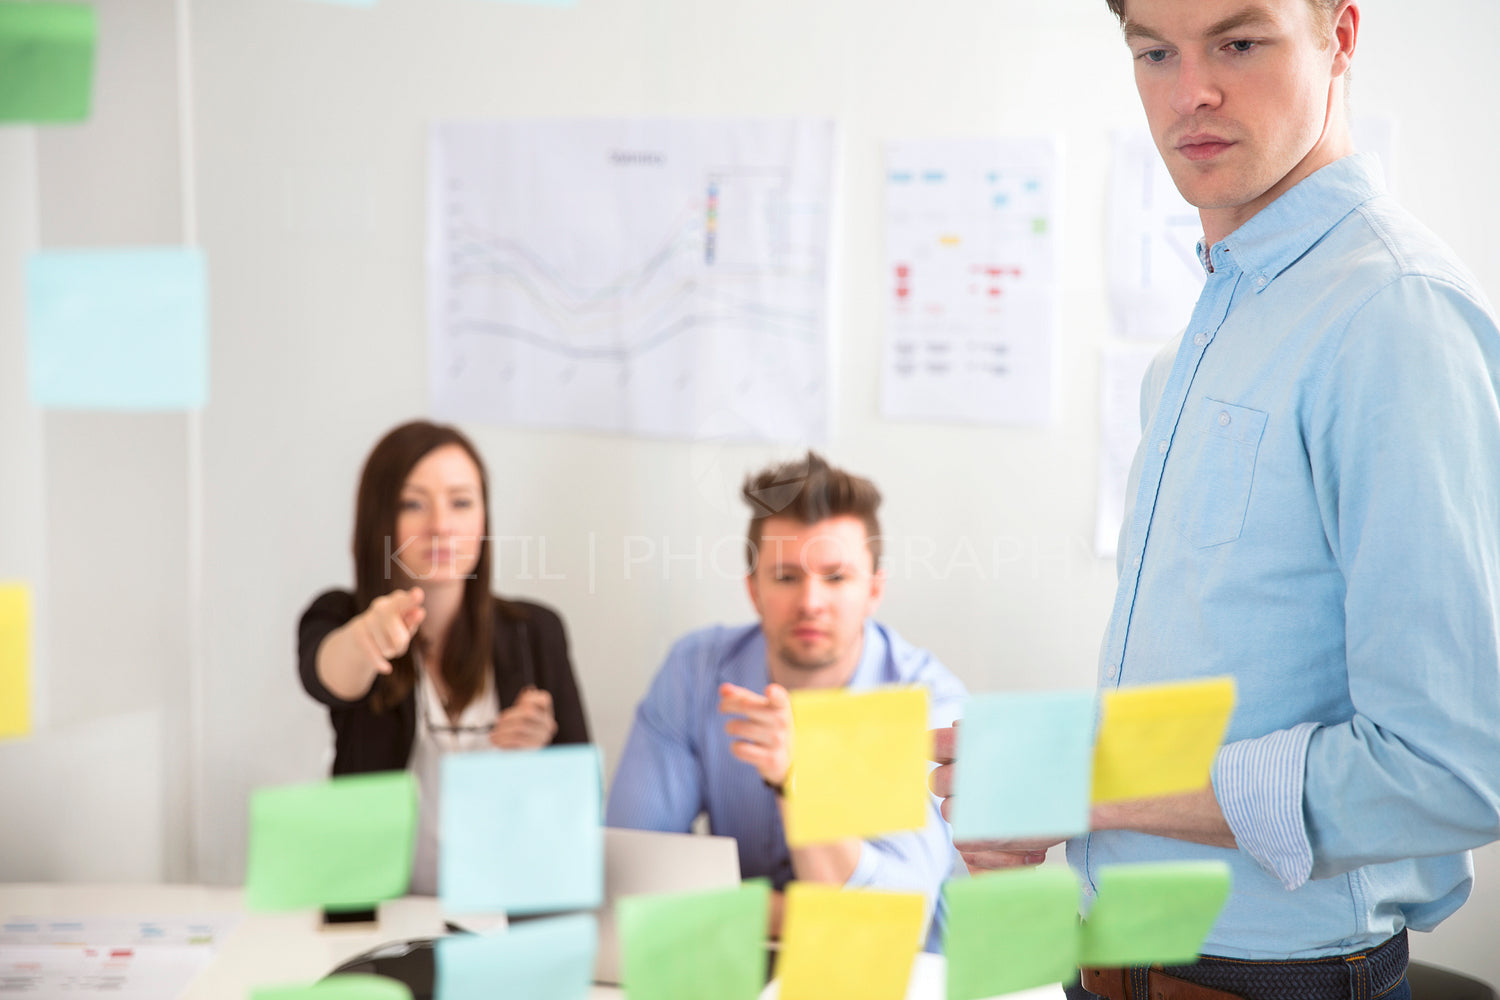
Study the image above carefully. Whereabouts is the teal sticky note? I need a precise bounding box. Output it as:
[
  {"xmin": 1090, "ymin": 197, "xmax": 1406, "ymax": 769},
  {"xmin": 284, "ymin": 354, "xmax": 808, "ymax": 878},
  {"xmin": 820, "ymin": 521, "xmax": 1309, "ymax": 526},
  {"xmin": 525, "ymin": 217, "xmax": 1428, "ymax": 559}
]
[
  {"xmin": 1079, "ymin": 861, "xmax": 1232, "ymax": 967},
  {"xmin": 26, "ymin": 247, "xmax": 210, "ymax": 411},
  {"xmin": 245, "ymin": 772, "xmax": 417, "ymax": 912},
  {"xmin": 439, "ymin": 745, "xmax": 603, "ymax": 914},
  {"xmin": 618, "ymin": 879, "xmax": 770, "ymax": 1000},
  {"xmin": 252, "ymin": 974, "xmax": 412, "ymax": 1000},
  {"xmin": 942, "ymin": 867, "xmax": 1081, "ymax": 1000},
  {"xmin": 951, "ymin": 690, "xmax": 1096, "ymax": 841},
  {"xmin": 0, "ymin": 3, "xmax": 95, "ymax": 123},
  {"xmin": 436, "ymin": 913, "xmax": 596, "ymax": 1000}
]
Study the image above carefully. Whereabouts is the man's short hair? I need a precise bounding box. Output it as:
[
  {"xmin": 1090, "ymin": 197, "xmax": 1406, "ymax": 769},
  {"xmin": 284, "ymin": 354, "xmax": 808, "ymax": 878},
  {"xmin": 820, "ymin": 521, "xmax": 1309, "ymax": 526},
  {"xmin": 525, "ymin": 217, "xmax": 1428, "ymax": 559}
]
[
  {"xmin": 1105, "ymin": 0, "xmax": 1340, "ymax": 30},
  {"xmin": 741, "ymin": 451, "xmax": 883, "ymax": 571}
]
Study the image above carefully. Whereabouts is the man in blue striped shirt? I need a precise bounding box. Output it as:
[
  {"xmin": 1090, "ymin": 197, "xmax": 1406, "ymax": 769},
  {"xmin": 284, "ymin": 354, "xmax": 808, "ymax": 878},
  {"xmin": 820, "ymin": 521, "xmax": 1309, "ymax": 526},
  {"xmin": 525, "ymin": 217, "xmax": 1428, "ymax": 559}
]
[
  {"xmin": 933, "ymin": 1, "xmax": 1500, "ymax": 997},
  {"xmin": 606, "ymin": 452, "xmax": 967, "ymax": 950}
]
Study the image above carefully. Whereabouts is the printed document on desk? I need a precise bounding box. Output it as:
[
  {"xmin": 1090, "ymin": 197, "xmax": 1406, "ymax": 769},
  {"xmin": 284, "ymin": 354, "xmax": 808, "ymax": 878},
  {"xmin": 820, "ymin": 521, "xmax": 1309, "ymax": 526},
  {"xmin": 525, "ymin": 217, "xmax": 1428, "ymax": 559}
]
[{"xmin": 0, "ymin": 914, "xmax": 239, "ymax": 997}]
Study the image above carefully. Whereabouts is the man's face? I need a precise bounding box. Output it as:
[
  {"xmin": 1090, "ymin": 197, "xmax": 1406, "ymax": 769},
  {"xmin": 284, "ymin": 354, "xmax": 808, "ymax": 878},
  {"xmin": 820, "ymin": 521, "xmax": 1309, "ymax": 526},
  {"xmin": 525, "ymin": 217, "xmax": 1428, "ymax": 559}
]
[
  {"xmin": 1123, "ymin": 0, "xmax": 1349, "ymax": 233},
  {"xmin": 746, "ymin": 515, "xmax": 885, "ymax": 683}
]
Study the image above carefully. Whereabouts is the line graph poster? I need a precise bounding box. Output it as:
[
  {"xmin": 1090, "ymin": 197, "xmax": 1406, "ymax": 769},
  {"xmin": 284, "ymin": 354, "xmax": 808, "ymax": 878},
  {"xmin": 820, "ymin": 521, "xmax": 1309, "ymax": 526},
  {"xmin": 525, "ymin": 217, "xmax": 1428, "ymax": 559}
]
[
  {"xmin": 428, "ymin": 118, "xmax": 835, "ymax": 442},
  {"xmin": 879, "ymin": 136, "xmax": 1061, "ymax": 426}
]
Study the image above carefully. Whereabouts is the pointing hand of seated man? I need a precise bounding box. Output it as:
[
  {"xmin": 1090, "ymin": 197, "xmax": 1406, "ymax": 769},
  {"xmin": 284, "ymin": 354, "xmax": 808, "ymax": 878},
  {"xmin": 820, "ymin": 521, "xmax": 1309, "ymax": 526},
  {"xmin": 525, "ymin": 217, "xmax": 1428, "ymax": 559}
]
[
  {"xmin": 929, "ymin": 722, "xmax": 1058, "ymax": 872},
  {"xmin": 719, "ymin": 682, "xmax": 793, "ymax": 787}
]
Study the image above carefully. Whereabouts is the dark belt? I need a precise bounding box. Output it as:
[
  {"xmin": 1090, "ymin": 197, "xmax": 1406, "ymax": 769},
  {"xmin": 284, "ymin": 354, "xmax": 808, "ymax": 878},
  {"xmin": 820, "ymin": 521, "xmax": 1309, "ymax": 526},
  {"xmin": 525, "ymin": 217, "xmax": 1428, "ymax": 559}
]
[{"xmin": 1079, "ymin": 930, "xmax": 1408, "ymax": 1000}]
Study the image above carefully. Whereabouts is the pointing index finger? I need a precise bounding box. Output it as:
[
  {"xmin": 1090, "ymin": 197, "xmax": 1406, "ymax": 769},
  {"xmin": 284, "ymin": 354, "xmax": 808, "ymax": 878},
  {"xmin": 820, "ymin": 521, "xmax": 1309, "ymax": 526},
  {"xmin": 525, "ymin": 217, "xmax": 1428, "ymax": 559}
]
[
  {"xmin": 718, "ymin": 682, "xmax": 771, "ymax": 714},
  {"xmin": 930, "ymin": 724, "xmax": 960, "ymax": 763}
]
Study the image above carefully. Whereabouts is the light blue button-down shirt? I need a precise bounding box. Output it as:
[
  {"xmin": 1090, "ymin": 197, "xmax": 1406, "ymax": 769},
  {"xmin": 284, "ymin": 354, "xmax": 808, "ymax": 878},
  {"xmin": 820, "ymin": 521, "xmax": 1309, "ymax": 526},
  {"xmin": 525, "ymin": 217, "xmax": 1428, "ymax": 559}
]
[
  {"xmin": 1070, "ymin": 153, "xmax": 1500, "ymax": 959},
  {"xmin": 606, "ymin": 619, "xmax": 967, "ymax": 950}
]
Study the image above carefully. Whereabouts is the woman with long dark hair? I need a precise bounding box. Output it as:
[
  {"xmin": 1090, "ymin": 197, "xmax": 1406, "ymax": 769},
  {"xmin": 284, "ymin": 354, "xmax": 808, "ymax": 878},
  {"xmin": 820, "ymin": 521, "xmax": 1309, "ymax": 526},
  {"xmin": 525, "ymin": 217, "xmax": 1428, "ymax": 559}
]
[{"xmin": 298, "ymin": 419, "xmax": 589, "ymax": 894}]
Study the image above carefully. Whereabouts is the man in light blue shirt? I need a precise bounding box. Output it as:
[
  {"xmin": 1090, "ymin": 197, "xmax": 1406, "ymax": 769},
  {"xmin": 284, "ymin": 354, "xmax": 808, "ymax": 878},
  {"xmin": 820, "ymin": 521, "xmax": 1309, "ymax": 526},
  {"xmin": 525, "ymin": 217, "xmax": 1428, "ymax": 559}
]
[
  {"xmin": 606, "ymin": 452, "xmax": 967, "ymax": 950},
  {"xmin": 933, "ymin": 0, "xmax": 1500, "ymax": 996}
]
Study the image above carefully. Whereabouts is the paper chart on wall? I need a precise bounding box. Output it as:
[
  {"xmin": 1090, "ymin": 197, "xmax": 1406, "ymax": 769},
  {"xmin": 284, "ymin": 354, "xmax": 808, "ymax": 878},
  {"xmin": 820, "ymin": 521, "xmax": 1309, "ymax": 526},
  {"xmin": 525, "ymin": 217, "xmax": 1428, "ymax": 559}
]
[
  {"xmin": 1106, "ymin": 129, "xmax": 1205, "ymax": 343},
  {"xmin": 1095, "ymin": 344, "xmax": 1163, "ymax": 558},
  {"xmin": 1351, "ymin": 116, "xmax": 1398, "ymax": 195},
  {"xmin": 879, "ymin": 137, "xmax": 1061, "ymax": 426},
  {"xmin": 428, "ymin": 117, "xmax": 835, "ymax": 443}
]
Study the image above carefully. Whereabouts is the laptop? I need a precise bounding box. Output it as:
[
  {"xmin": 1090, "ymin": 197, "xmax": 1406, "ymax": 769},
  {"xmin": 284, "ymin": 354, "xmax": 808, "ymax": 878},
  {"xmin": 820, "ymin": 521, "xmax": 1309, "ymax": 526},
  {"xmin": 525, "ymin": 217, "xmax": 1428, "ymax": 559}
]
[{"xmin": 591, "ymin": 826, "xmax": 743, "ymax": 985}]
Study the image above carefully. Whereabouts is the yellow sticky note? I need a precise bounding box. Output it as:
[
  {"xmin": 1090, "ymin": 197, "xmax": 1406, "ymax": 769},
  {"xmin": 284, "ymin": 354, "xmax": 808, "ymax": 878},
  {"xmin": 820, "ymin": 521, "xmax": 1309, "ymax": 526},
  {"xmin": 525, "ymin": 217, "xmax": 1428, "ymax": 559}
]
[
  {"xmin": 1091, "ymin": 678, "xmax": 1235, "ymax": 804},
  {"xmin": 0, "ymin": 584, "xmax": 31, "ymax": 739},
  {"xmin": 776, "ymin": 883, "xmax": 925, "ymax": 1000},
  {"xmin": 786, "ymin": 686, "xmax": 929, "ymax": 847}
]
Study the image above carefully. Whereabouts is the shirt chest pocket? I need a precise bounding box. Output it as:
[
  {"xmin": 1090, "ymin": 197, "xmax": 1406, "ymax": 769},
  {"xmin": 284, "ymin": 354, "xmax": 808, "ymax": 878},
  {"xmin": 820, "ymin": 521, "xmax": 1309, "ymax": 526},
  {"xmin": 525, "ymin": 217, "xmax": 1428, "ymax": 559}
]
[{"xmin": 1167, "ymin": 398, "xmax": 1269, "ymax": 548}]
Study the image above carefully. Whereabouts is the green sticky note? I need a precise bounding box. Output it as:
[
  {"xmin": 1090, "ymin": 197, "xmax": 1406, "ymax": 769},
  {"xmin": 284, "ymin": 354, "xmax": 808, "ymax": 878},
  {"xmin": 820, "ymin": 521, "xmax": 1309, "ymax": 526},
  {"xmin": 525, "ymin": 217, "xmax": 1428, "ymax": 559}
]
[
  {"xmin": 943, "ymin": 867, "xmax": 1082, "ymax": 1000},
  {"xmin": 252, "ymin": 974, "xmax": 412, "ymax": 1000},
  {"xmin": 618, "ymin": 879, "xmax": 770, "ymax": 1000},
  {"xmin": 245, "ymin": 772, "xmax": 416, "ymax": 912},
  {"xmin": 0, "ymin": 3, "xmax": 96, "ymax": 123},
  {"xmin": 1079, "ymin": 861, "xmax": 1231, "ymax": 967}
]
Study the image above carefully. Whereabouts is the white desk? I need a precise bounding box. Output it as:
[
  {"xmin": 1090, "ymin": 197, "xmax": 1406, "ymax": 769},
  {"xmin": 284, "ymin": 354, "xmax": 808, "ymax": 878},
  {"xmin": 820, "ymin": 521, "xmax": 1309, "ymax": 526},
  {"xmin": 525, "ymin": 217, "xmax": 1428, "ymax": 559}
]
[{"xmin": 0, "ymin": 884, "xmax": 1064, "ymax": 1000}]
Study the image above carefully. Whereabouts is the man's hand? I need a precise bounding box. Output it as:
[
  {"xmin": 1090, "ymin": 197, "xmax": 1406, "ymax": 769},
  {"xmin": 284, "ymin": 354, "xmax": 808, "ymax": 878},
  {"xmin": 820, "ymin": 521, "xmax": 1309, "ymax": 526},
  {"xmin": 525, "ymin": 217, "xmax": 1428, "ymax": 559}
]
[
  {"xmin": 490, "ymin": 686, "xmax": 557, "ymax": 750},
  {"xmin": 357, "ymin": 587, "xmax": 426, "ymax": 671},
  {"xmin": 720, "ymin": 682, "xmax": 793, "ymax": 786},
  {"xmin": 929, "ymin": 722, "xmax": 1060, "ymax": 873}
]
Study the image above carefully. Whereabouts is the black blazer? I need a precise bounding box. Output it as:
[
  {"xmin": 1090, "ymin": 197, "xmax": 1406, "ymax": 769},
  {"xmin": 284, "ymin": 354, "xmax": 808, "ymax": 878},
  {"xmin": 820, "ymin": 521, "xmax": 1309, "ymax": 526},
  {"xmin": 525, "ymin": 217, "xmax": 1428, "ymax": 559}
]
[{"xmin": 298, "ymin": 589, "xmax": 590, "ymax": 775}]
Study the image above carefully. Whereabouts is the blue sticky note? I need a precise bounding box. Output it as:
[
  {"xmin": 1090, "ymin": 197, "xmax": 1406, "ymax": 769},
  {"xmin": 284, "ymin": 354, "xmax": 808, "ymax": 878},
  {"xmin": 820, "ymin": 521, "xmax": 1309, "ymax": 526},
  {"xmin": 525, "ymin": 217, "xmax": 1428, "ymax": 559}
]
[
  {"xmin": 436, "ymin": 914, "xmax": 596, "ymax": 1000},
  {"xmin": 26, "ymin": 247, "xmax": 209, "ymax": 411},
  {"xmin": 439, "ymin": 745, "xmax": 603, "ymax": 914},
  {"xmin": 951, "ymin": 690, "xmax": 1097, "ymax": 841}
]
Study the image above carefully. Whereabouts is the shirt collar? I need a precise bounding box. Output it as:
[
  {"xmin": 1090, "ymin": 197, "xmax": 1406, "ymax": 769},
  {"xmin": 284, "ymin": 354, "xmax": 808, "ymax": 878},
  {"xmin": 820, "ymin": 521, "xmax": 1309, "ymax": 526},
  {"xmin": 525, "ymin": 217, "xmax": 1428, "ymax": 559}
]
[
  {"xmin": 1196, "ymin": 152, "xmax": 1386, "ymax": 289},
  {"xmin": 846, "ymin": 619, "xmax": 886, "ymax": 691},
  {"xmin": 740, "ymin": 619, "xmax": 885, "ymax": 691}
]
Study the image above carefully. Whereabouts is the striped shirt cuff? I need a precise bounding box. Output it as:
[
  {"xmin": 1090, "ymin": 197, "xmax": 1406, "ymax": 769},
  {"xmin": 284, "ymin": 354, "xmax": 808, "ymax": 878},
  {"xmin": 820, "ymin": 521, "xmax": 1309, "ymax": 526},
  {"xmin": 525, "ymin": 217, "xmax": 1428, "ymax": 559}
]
[
  {"xmin": 1212, "ymin": 722, "xmax": 1319, "ymax": 891},
  {"xmin": 844, "ymin": 840, "xmax": 881, "ymax": 889}
]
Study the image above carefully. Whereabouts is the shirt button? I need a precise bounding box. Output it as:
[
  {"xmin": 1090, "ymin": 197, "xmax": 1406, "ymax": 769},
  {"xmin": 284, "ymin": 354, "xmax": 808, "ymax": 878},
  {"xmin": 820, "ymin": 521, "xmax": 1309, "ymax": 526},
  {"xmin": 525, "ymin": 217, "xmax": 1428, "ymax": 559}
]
[
  {"xmin": 1193, "ymin": 333, "xmax": 1209, "ymax": 346},
  {"xmin": 1256, "ymin": 275, "xmax": 1268, "ymax": 287},
  {"xmin": 1158, "ymin": 440, "xmax": 1168, "ymax": 454},
  {"xmin": 1218, "ymin": 411, "xmax": 1231, "ymax": 426},
  {"xmin": 1131, "ymin": 555, "xmax": 1141, "ymax": 569},
  {"xmin": 1105, "ymin": 664, "xmax": 1120, "ymax": 680}
]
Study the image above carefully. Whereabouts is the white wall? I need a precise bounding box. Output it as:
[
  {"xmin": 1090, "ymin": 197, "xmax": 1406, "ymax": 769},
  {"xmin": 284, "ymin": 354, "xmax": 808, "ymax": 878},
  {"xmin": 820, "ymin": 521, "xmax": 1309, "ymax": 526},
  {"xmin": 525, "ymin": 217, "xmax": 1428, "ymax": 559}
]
[{"xmin": 3, "ymin": 0, "xmax": 1499, "ymax": 986}]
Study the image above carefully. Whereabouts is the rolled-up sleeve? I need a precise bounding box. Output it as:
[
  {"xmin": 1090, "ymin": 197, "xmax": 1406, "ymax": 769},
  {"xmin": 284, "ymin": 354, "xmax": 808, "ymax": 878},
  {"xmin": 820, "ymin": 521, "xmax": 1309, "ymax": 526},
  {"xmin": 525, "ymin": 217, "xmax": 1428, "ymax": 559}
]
[
  {"xmin": 1213, "ymin": 722, "xmax": 1318, "ymax": 889},
  {"xmin": 1292, "ymin": 276, "xmax": 1500, "ymax": 880}
]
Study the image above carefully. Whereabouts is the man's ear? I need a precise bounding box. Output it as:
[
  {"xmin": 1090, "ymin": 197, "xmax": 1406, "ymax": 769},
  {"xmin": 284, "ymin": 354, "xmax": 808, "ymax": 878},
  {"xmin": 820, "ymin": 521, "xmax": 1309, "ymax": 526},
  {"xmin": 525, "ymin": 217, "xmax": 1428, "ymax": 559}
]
[
  {"xmin": 745, "ymin": 572, "xmax": 763, "ymax": 618},
  {"xmin": 867, "ymin": 566, "xmax": 887, "ymax": 615},
  {"xmin": 1332, "ymin": 1, "xmax": 1359, "ymax": 77}
]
